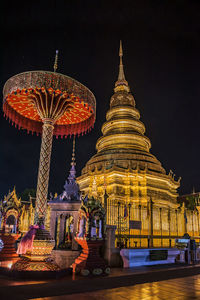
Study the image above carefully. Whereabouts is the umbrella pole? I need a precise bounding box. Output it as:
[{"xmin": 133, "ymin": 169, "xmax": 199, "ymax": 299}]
[
  {"xmin": 34, "ymin": 119, "xmax": 54, "ymax": 225},
  {"xmin": 12, "ymin": 118, "xmax": 60, "ymax": 272}
]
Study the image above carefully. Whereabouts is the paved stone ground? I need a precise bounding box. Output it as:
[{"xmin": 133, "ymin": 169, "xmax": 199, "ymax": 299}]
[
  {"xmin": 32, "ymin": 276, "xmax": 200, "ymax": 300},
  {"xmin": 1, "ymin": 264, "xmax": 200, "ymax": 299}
]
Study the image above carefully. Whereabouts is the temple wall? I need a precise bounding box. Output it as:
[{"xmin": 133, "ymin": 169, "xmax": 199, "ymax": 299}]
[
  {"xmin": 0, "ymin": 204, "xmax": 51, "ymax": 235},
  {"xmin": 2, "ymin": 187, "xmax": 199, "ymax": 250},
  {"xmin": 77, "ymin": 164, "xmax": 186, "ymax": 249}
]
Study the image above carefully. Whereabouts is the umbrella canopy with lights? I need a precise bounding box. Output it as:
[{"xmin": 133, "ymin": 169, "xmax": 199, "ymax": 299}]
[{"xmin": 3, "ymin": 59, "xmax": 96, "ymax": 226}]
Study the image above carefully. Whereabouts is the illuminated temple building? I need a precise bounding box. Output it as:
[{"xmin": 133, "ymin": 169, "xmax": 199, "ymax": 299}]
[{"xmin": 77, "ymin": 42, "xmax": 200, "ymax": 247}]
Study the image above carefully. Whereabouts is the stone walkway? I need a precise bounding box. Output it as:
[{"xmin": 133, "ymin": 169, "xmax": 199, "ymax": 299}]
[
  {"xmin": 1, "ymin": 264, "xmax": 200, "ymax": 299},
  {"xmin": 32, "ymin": 275, "xmax": 200, "ymax": 299}
]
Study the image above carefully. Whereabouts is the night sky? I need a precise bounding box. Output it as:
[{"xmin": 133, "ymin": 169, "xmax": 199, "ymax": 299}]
[{"xmin": 0, "ymin": 1, "xmax": 200, "ymax": 198}]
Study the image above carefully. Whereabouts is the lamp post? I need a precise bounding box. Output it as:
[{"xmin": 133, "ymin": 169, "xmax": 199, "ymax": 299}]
[
  {"xmin": 149, "ymin": 198, "xmax": 153, "ymax": 248},
  {"xmin": 176, "ymin": 209, "xmax": 178, "ymax": 237},
  {"xmin": 160, "ymin": 207, "xmax": 163, "ymax": 247},
  {"xmin": 168, "ymin": 208, "xmax": 171, "ymax": 248},
  {"xmin": 128, "ymin": 203, "xmax": 131, "ymax": 248},
  {"xmin": 117, "ymin": 201, "xmax": 121, "ymax": 247},
  {"xmin": 139, "ymin": 204, "xmax": 142, "ymax": 247}
]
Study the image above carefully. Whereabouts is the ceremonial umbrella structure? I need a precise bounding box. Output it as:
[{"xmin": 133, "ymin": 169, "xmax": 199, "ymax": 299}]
[{"xmin": 2, "ymin": 53, "xmax": 96, "ymax": 273}]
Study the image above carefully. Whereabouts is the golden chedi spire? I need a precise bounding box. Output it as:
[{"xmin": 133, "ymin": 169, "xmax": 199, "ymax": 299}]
[
  {"xmin": 114, "ymin": 41, "xmax": 130, "ymax": 93},
  {"xmin": 78, "ymin": 42, "xmax": 180, "ymax": 207},
  {"xmin": 97, "ymin": 40, "xmax": 152, "ymax": 158}
]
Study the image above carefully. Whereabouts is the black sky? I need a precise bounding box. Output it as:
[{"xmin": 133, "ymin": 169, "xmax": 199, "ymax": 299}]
[{"xmin": 0, "ymin": 0, "xmax": 200, "ymax": 198}]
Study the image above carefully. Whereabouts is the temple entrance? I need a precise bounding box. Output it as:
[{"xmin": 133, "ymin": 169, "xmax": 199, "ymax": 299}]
[
  {"xmin": 52, "ymin": 212, "xmax": 79, "ymax": 251},
  {"xmin": 58, "ymin": 215, "xmax": 74, "ymax": 250},
  {"xmin": 5, "ymin": 214, "xmax": 17, "ymax": 233}
]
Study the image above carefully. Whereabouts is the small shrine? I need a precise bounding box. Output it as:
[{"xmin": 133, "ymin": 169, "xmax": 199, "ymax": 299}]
[
  {"xmin": 0, "ymin": 188, "xmax": 21, "ymax": 269},
  {"xmin": 0, "ymin": 187, "xmax": 21, "ymax": 234},
  {"xmin": 72, "ymin": 195, "xmax": 110, "ymax": 276},
  {"xmin": 49, "ymin": 137, "xmax": 81, "ymax": 251},
  {"xmin": 0, "ymin": 188, "xmax": 50, "ymax": 235}
]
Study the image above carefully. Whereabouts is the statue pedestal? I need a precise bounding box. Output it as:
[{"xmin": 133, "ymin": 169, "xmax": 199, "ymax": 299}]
[
  {"xmin": 12, "ymin": 227, "xmax": 60, "ymax": 273},
  {"xmin": 0, "ymin": 232, "xmax": 19, "ymax": 269},
  {"xmin": 72, "ymin": 237, "xmax": 110, "ymax": 276}
]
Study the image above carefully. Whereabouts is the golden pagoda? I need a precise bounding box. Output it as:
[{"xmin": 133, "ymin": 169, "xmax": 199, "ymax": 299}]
[{"xmin": 77, "ymin": 42, "xmax": 184, "ymax": 247}]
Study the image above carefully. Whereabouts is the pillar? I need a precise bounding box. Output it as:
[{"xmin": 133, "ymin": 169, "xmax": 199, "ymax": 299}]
[
  {"xmin": 72, "ymin": 213, "xmax": 79, "ymax": 250},
  {"xmin": 59, "ymin": 214, "xmax": 65, "ymax": 245},
  {"xmin": 148, "ymin": 198, "xmax": 153, "ymax": 248},
  {"xmin": 175, "ymin": 209, "xmax": 178, "ymax": 237},
  {"xmin": 50, "ymin": 211, "xmax": 57, "ymax": 238},
  {"xmin": 192, "ymin": 210, "xmax": 194, "ymax": 237},
  {"xmin": 34, "ymin": 119, "xmax": 54, "ymax": 225},
  {"xmin": 104, "ymin": 225, "xmax": 118, "ymax": 266}
]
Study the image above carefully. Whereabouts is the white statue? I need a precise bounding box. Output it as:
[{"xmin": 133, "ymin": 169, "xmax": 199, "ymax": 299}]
[
  {"xmin": 78, "ymin": 217, "xmax": 85, "ymax": 237},
  {"xmin": 91, "ymin": 219, "xmax": 97, "ymax": 237},
  {"xmin": 99, "ymin": 219, "xmax": 102, "ymax": 238}
]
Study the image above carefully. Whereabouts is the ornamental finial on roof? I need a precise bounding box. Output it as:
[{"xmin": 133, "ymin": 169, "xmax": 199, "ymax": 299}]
[
  {"xmin": 68, "ymin": 135, "xmax": 76, "ymax": 182},
  {"xmin": 114, "ymin": 41, "xmax": 130, "ymax": 93},
  {"xmin": 71, "ymin": 135, "xmax": 76, "ymax": 167},
  {"xmin": 50, "ymin": 135, "xmax": 81, "ymax": 203},
  {"xmin": 118, "ymin": 40, "xmax": 125, "ymax": 81},
  {"xmin": 53, "ymin": 50, "xmax": 59, "ymax": 72}
]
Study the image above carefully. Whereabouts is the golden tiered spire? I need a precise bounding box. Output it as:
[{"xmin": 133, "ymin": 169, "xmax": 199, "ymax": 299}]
[{"xmin": 114, "ymin": 41, "xmax": 130, "ymax": 93}]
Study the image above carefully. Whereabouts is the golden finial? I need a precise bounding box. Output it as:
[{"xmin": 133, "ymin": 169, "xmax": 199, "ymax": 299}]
[
  {"xmin": 71, "ymin": 135, "xmax": 76, "ymax": 166},
  {"xmin": 119, "ymin": 40, "xmax": 123, "ymax": 59},
  {"xmin": 53, "ymin": 50, "xmax": 59, "ymax": 72},
  {"xmin": 118, "ymin": 40, "xmax": 125, "ymax": 81},
  {"xmin": 114, "ymin": 41, "xmax": 130, "ymax": 92},
  {"xmin": 192, "ymin": 186, "xmax": 195, "ymax": 194}
]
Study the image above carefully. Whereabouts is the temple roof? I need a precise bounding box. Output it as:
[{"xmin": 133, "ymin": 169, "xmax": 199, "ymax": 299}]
[{"xmin": 50, "ymin": 137, "xmax": 81, "ymax": 203}]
